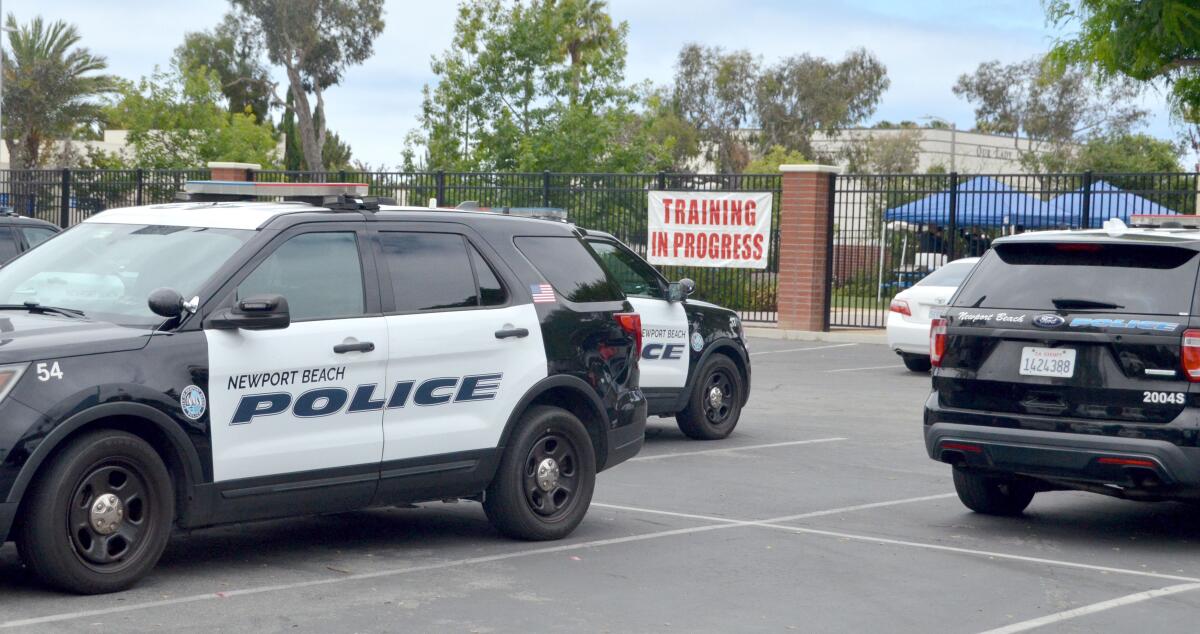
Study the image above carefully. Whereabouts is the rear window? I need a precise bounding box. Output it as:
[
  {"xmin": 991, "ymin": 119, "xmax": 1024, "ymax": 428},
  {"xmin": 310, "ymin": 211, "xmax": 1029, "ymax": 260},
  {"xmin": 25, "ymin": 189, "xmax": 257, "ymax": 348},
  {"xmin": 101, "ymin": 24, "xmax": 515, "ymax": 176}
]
[
  {"xmin": 916, "ymin": 260, "xmax": 976, "ymax": 288},
  {"xmin": 954, "ymin": 242, "xmax": 1200, "ymax": 315},
  {"xmin": 515, "ymin": 236, "xmax": 623, "ymax": 303}
]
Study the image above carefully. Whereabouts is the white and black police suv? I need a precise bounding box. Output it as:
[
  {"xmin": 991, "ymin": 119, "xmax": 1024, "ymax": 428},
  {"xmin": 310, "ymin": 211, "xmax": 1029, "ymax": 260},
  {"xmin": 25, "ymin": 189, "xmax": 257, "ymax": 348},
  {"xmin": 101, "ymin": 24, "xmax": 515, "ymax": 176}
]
[
  {"xmin": 584, "ymin": 232, "xmax": 750, "ymax": 440},
  {"xmin": 0, "ymin": 182, "xmax": 646, "ymax": 594},
  {"xmin": 927, "ymin": 216, "xmax": 1200, "ymax": 516}
]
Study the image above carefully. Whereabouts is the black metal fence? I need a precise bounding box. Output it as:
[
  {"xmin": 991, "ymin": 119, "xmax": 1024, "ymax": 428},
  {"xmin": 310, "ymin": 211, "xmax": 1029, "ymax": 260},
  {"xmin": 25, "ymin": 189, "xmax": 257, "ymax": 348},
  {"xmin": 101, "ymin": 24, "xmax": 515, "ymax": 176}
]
[
  {"xmin": 0, "ymin": 168, "xmax": 782, "ymax": 323},
  {"xmin": 830, "ymin": 171, "xmax": 1200, "ymax": 328}
]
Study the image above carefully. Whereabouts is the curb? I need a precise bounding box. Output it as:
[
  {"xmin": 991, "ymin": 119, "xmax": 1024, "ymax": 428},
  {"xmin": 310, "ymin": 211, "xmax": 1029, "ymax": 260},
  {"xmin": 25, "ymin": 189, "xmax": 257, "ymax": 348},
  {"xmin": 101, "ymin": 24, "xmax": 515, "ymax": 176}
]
[{"xmin": 743, "ymin": 326, "xmax": 888, "ymax": 345}]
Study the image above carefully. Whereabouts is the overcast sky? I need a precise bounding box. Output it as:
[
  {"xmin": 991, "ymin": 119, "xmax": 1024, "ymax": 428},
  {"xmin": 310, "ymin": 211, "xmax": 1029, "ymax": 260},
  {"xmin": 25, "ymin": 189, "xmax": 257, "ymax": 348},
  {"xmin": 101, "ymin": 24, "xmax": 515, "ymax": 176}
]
[{"xmin": 6, "ymin": 0, "xmax": 1191, "ymax": 168}]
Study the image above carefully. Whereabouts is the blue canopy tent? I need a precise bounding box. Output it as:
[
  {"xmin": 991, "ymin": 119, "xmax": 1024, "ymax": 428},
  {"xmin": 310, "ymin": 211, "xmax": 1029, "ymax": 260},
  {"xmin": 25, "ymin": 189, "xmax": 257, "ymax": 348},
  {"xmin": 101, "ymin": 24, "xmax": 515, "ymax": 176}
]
[
  {"xmin": 883, "ymin": 176, "xmax": 1055, "ymax": 228},
  {"xmin": 1048, "ymin": 180, "xmax": 1179, "ymax": 227}
]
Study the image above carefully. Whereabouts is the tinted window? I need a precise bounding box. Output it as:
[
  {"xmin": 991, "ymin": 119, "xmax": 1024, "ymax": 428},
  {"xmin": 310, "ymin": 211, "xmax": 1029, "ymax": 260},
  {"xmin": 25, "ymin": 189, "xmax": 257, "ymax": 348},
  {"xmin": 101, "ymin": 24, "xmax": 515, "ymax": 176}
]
[
  {"xmin": 381, "ymin": 232, "xmax": 478, "ymax": 312},
  {"xmin": 21, "ymin": 227, "xmax": 57, "ymax": 248},
  {"xmin": 589, "ymin": 240, "xmax": 664, "ymax": 298},
  {"xmin": 915, "ymin": 260, "xmax": 976, "ymax": 289},
  {"xmin": 0, "ymin": 227, "xmax": 18, "ymax": 261},
  {"xmin": 954, "ymin": 242, "xmax": 1200, "ymax": 315},
  {"xmin": 239, "ymin": 232, "xmax": 365, "ymax": 321},
  {"xmin": 515, "ymin": 236, "xmax": 622, "ymax": 303},
  {"xmin": 469, "ymin": 243, "xmax": 506, "ymax": 306}
]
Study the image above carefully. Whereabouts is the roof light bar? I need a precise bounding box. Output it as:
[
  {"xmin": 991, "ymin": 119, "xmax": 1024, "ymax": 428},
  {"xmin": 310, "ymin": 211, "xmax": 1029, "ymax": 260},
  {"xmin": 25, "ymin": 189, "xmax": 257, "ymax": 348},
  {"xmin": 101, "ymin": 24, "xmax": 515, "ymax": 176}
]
[
  {"xmin": 181, "ymin": 180, "xmax": 369, "ymax": 199},
  {"xmin": 451, "ymin": 201, "xmax": 568, "ymax": 222},
  {"xmin": 1129, "ymin": 214, "xmax": 1196, "ymax": 228}
]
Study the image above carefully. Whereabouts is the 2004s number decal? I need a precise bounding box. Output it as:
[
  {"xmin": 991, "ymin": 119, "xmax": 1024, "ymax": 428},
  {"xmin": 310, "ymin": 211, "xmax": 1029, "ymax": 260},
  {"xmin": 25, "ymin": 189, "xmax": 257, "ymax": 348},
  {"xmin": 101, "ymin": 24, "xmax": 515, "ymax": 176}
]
[{"xmin": 1144, "ymin": 391, "xmax": 1185, "ymax": 405}]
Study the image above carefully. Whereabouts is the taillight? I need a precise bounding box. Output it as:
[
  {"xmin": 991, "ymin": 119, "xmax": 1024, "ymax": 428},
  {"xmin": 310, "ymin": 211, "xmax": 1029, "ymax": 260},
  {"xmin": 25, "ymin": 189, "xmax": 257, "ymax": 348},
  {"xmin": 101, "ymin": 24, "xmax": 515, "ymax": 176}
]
[
  {"xmin": 889, "ymin": 299, "xmax": 911, "ymax": 316},
  {"xmin": 1182, "ymin": 329, "xmax": 1200, "ymax": 381},
  {"xmin": 615, "ymin": 313, "xmax": 642, "ymax": 358},
  {"xmin": 930, "ymin": 318, "xmax": 948, "ymax": 368}
]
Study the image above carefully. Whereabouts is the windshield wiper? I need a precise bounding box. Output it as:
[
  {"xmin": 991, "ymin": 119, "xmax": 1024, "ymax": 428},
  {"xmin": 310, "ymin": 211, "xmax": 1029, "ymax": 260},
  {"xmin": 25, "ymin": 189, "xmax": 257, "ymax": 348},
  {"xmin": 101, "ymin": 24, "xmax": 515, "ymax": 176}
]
[
  {"xmin": 0, "ymin": 302, "xmax": 86, "ymax": 319},
  {"xmin": 1050, "ymin": 298, "xmax": 1124, "ymax": 310}
]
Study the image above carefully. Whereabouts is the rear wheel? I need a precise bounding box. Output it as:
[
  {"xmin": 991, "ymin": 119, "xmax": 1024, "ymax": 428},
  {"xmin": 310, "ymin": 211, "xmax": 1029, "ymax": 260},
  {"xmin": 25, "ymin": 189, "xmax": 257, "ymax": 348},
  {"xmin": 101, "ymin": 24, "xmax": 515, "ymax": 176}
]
[
  {"xmin": 676, "ymin": 355, "xmax": 743, "ymax": 440},
  {"xmin": 952, "ymin": 468, "xmax": 1034, "ymax": 516},
  {"xmin": 16, "ymin": 430, "xmax": 174, "ymax": 594},
  {"xmin": 484, "ymin": 406, "xmax": 596, "ymax": 541},
  {"xmin": 902, "ymin": 354, "xmax": 932, "ymax": 373}
]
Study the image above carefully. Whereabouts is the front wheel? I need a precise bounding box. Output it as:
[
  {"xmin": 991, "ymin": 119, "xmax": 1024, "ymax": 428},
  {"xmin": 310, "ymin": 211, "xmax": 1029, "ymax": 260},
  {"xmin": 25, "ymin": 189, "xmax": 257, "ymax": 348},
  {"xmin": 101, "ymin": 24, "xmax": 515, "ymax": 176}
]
[
  {"xmin": 484, "ymin": 406, "xmax": 596, "ymax": 540},
  {"xmin": 676, "ymin": 355, "xmax": 743, "ymax": 440},
  {"xmin": 952, "ymin": 467, "xmax": 1034, "ymax": 516},
  {"xmin": 16, "ymin": 430, "xmax": 174, "ymax": 594}
]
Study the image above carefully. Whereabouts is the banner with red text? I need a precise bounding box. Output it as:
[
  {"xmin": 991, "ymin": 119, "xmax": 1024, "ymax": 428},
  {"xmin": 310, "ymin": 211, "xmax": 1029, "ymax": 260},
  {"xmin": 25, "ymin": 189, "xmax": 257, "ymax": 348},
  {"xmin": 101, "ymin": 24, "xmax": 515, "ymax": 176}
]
[{"xmin": 647, "ymin": 191, "xmax": 773, "ymax": 269}]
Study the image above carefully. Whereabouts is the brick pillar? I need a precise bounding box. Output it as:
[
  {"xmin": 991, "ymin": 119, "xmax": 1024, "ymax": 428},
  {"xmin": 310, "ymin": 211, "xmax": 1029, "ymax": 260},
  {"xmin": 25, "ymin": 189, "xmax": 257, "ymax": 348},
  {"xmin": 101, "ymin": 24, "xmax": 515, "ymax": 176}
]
[
  {"xmin": 777, "ymin": 164, "xmax": 840, "ymax": 332},
  {"xmin": 207, "ymin": 161, "xmax": 261, "ymax": 182}
]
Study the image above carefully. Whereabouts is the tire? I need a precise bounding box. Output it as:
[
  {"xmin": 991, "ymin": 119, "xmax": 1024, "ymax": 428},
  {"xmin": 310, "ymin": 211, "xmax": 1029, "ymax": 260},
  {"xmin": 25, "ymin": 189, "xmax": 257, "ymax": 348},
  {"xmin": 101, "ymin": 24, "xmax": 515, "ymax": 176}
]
[
  {"xmin": 484, "ymin": 406, "xmax": 596, "ymax": 541},
  {"xmin": 902, "ymin": 354, "xmax": 932, "ymax": 373},
  {"xmin": 676, "ymin": 355, "xmax": 743, "ymax": 440},
  {"xmin": 16, "ymin": 430, "xmax": 174, "ymax": 594},
  {"xmin": 952, "ymin": 467, "xmax": 1035, "ymax": 516}
]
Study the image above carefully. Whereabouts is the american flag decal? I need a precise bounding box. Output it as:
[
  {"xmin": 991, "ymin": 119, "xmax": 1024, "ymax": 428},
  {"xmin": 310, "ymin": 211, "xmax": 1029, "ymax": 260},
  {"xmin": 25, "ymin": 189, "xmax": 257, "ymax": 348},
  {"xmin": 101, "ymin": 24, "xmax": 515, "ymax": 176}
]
[{"xmin": 530, "ymin": 283, "xmax": 556, "ymax": 303}]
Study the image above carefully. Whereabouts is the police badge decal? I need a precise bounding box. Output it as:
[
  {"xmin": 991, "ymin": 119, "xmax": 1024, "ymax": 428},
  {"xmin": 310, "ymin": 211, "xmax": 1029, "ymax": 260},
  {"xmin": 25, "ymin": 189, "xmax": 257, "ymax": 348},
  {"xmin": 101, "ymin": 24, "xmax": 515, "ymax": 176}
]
[{"xmin": 180, "ymin": 385, "xmax": 207, "ymax": 420}]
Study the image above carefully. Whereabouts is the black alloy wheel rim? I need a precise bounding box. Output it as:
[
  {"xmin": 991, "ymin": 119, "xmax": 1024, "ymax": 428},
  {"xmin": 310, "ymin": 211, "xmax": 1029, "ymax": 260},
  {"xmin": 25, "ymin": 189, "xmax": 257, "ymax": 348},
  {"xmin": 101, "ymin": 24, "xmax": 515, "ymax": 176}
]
[
  {"xmin": 702, "ymin": 368, "xmax": 736, "ymax": 426},
  {"xmin": 522, "ymin": 432, "xmax": 581, "ymax": 520},
  {"xmin": 67, "ymin": 460, "xmax": 153, "ymax": 572}
]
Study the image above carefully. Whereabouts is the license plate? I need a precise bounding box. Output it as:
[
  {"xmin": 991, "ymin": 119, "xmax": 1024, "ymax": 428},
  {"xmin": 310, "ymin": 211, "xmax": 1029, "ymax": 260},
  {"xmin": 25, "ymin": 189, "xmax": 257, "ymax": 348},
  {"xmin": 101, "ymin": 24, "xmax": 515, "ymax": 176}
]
[
  {"xmin": 1019, "ymin": 347, "xmax": 1076, "ymax": 378},
  {"xmin": 929, "ymin": 306, "xmax": 947, "ymax": 319}
]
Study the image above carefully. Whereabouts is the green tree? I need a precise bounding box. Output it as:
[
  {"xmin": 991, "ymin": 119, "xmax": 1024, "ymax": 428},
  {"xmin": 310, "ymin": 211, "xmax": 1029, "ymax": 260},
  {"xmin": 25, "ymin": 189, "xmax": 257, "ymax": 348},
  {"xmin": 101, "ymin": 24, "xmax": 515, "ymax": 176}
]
[
  {"xmin": 839, "ymin": 130, "xmax": 922, "ymax": 174},
  {"xmin": 953, "ymin": 57, "xmax": 1146, "ymax": 172},
  {"xmin": 2, "ymin": 14, "xmax": 118, "ymax": 168},
  {"xmin": 1069, "ymin": 133, "xmax": 1182, "ymax": 173},
  {"xmin": 673, "ymin": 45, "xmax": 758, "ymax": 173},
  {"xmin": 1045, "ymin": 0, "xmax": 1200, "ymax": 153},
  {"xmin": 174, "ymin": 9, "xmax": 274, "ymax": 119},
  {"xmin": 743, "ymin": 145, "xmax": 806, "ymax": 174},
  {"xmin": 106, "ymin": 65, "xmax": 279, "ymax": 168},
  {"xmin": 232, "ymin": 0, "xmax": 385, "ymax": 172},
  {"xmin": 418, "ymin": 0, "xmax": 642, "ymax": 172}
]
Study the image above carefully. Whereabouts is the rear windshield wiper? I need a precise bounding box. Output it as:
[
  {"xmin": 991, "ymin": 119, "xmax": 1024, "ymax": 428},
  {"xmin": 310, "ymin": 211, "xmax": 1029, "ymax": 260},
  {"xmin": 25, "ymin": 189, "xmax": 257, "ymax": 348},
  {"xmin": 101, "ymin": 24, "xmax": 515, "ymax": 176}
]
[
  {"xmin": 0, "ymin": 302, "xmax": 86, "ymax": 318},
  {"xmin": 1050, "ymin": 298, "xmax": 1124, "ymax": 310}
]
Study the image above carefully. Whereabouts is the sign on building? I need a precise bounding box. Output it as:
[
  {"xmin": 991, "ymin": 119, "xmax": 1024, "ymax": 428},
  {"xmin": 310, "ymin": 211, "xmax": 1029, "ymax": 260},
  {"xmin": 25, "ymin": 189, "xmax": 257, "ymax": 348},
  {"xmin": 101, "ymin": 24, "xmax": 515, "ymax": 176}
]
[{"xmin": 647, "ymin": 191, "xmax": 773, "ymax": 269}]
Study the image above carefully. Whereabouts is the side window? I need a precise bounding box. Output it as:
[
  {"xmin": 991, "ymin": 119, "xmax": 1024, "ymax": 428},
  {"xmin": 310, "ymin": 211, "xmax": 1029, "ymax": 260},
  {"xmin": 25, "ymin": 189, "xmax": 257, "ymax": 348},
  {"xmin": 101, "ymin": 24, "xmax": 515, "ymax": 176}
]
[
  {"xmin": 379, "ymin": 232, "xmax": 479, "ymax": 312},
  {"xmin": 514, "ymin": 236, "xmax": 623, "ymax": 302},
  {"xmin": 468, "ymin": 243, "xmax": 507, "ymax": 306},
  {"xmin": 238, "ymin": 232, "xmax": 365, "ymax": 321},
  {"xmin": 0, "ymin": 227, "xmax": 18, "ymax": 261},
  {"xmin": 21, "ymin": 227, "xmax": 57, "ymax": 249},
  {"xmin": 588, "ymin": 240, "xmax": 664, "ymax": 299}
]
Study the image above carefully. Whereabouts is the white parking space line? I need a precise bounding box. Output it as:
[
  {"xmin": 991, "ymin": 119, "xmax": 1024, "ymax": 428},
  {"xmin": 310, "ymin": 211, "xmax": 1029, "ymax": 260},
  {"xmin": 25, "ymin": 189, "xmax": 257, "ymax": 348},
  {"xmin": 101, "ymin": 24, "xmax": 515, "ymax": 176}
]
[
  {"xmin": 978, "ymin": 582, "xmax": 1200, "ymax": 634},
  {"xmin": 754, "ymin": 523, "xmax": 1200, "ymax": 584},
  {"xmin": 749, "ymin": 343, "xmax": 856, "ymax": 357},
  {"xmin": 0, "ymin": 493, "xmax": 943, "ymax": 629},
  {"xmin": 594, "ymin": 493, "xmax": 955, "ymax": 525},
  {"xmin": 823, "ymin": 364, "xmax": 906, "ymax": 373},
  {"xmin": 628, "ymin": 437, "xmax": 847, "ymax": 462}
]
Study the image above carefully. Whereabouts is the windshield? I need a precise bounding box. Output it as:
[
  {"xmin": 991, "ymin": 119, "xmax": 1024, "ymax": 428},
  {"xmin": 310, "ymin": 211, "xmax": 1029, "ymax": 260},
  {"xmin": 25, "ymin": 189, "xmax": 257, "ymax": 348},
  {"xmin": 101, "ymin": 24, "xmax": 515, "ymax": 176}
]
[
  {"xmin": 0, "ymin": 223, "xmax": 254, "ymax": 326},
  {"xmin": 915, "ymin": 260, "xmax": 977, "ymax": 288}
]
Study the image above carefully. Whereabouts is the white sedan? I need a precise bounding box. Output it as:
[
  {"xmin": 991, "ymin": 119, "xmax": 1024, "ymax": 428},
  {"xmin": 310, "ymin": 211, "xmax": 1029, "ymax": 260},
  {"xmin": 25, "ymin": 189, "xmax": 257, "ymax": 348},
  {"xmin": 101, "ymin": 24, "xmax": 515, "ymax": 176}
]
[{"xmin": 886, "ymin": 257, "xmax": 980, "ymax": 372}]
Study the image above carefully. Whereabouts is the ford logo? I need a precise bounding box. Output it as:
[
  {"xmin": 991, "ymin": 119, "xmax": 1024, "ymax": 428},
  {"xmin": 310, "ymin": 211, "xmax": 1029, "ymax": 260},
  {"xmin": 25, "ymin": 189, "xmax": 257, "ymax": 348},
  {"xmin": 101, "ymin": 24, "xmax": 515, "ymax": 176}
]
[{"xmin": 1033, "ymin": 314, "xmax": 1065, "ymax": 328}]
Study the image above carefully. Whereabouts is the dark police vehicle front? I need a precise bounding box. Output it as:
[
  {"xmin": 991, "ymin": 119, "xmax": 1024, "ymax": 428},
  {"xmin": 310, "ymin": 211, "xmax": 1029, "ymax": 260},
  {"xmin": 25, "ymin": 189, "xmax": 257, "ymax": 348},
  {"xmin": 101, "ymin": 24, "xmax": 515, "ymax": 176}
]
[
  {"xmin": 0, "ymin": 181, "xmax": 646, "ymax": 594},
  {"xmin": 926, "ymin": 216, "xmax": 1200, "ymax": 515}
]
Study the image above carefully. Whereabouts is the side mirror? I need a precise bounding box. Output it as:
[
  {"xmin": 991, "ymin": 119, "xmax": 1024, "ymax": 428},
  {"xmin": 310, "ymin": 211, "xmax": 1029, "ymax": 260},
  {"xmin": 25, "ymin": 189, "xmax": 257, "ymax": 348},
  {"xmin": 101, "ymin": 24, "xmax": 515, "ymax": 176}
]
[
  {"xmin": 148, "ymin": 287, "xmax": 185, "ymax": 318},
  {"xmin": 667, "ymin": 278, "xmax": 696, "ymax": 303},
  {"xmin": 207, "ymin": 294, "xmax": 290, "ymax": 330}
]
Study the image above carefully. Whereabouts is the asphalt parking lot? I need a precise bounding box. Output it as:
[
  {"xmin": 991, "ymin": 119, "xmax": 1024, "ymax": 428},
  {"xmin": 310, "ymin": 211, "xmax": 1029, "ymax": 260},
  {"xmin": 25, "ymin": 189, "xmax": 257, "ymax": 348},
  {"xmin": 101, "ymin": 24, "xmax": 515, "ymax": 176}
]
[{"xmin": 4, "ymin": 336, "xmax": 1200, "ymax": 632}]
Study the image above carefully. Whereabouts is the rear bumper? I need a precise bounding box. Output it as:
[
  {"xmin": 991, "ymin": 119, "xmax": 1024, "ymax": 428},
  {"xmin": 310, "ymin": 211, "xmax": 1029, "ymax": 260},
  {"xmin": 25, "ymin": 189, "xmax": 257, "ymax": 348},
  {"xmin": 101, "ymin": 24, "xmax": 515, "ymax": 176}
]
[
  {"xmin": 886, "ymin": 313, "xmax": 928, "ymax": 355},
  {"xmin": 602, "ymin": 391, "xmax": 647, "ymax": 471},
  {"xmin": 926, "ymin": 398, "xmax": 1200, "ymax": 496},
  {"xmin": 0, "ymin": 502, "xmax": 15, "ymax": 542}
]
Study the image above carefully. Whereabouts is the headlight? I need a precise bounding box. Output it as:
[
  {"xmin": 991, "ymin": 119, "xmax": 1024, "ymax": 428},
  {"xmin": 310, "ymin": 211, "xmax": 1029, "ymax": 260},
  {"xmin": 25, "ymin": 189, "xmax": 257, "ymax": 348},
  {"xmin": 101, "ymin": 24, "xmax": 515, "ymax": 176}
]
[{"xmin": 0, "ymin": 363, "xmax": 28, "ymax": 403}]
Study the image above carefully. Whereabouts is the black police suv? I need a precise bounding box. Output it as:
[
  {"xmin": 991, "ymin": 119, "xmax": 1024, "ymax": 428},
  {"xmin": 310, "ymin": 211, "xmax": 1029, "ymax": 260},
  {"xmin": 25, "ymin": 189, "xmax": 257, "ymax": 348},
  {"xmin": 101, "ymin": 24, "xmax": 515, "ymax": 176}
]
[
  {"xmin": 584, "ymin": 232, "xmax": 751, "ymax": 440},
  {"xmin": 0, "ymin": 209, "xmax": 60, "ymax": 261},
  {"xmin": 0, "ymin": 183, "xmax": 646, "ymax": 593},
  {"xmin": 925, "ymin": 221, "xmax": 1200, "ymax": 515}
]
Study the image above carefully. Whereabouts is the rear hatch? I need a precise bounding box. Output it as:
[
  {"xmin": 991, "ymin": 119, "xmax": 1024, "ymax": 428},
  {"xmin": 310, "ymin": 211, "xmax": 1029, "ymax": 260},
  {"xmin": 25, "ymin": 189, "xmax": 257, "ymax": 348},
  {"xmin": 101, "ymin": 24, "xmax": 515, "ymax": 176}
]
[{"xmin": 937, "ymin": 239, "xmax": 1200, "ymax": 423}]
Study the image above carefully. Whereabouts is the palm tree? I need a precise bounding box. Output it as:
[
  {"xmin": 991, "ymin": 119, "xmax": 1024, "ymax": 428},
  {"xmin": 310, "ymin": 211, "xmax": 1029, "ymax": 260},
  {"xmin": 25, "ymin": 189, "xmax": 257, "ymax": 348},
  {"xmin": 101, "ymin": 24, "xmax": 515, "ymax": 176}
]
[
  {"xmin": 549, "ymin": 0, "xmax": 623, "ymax": 107},
  {"xmin": 2, "ymin": 14, "xmax": 117, "ymax": 169}
]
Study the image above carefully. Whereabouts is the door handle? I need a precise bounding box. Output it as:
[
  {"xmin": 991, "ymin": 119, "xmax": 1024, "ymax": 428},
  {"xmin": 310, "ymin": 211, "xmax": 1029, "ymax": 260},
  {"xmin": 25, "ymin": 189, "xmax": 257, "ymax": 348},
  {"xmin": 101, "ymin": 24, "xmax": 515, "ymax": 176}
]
[
  {"xmin": 495, "ymin": 327, "xmax": 529, "ymax": 339},
  {"xmin": 334, "ymin": 341, "xmax": 375, "ymax": 353}
]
